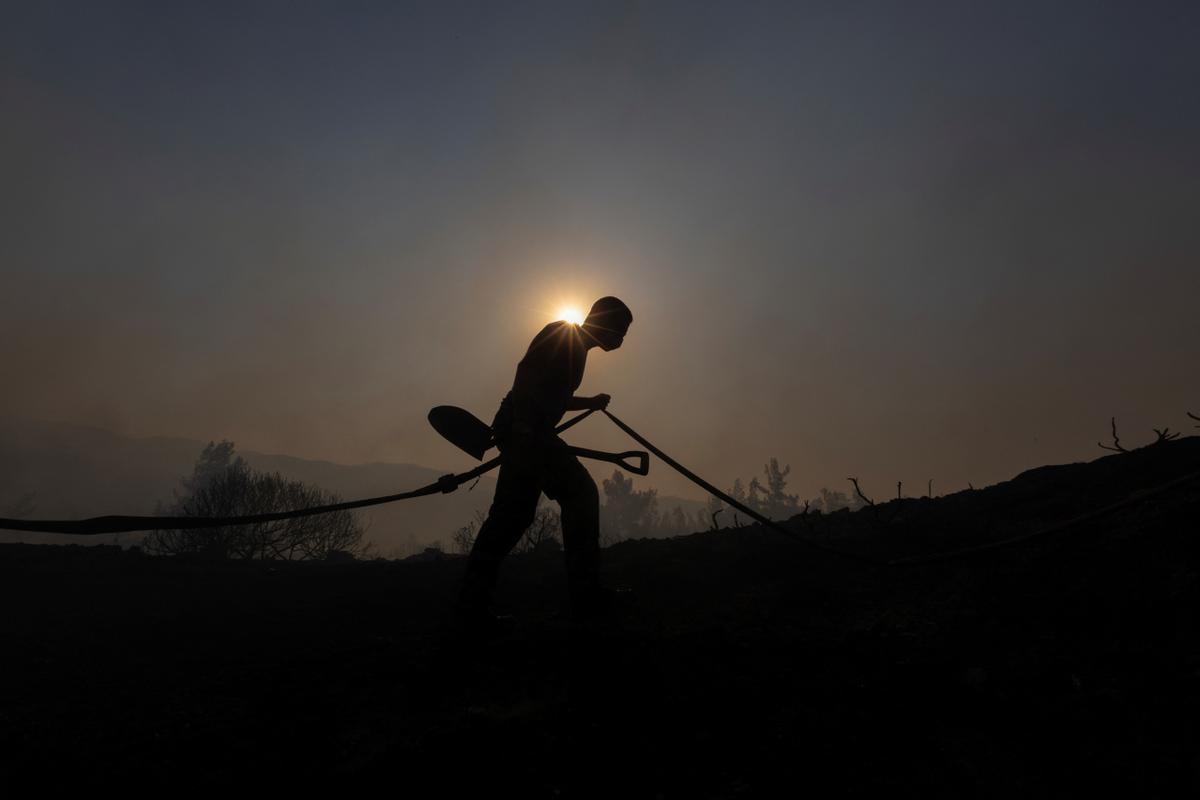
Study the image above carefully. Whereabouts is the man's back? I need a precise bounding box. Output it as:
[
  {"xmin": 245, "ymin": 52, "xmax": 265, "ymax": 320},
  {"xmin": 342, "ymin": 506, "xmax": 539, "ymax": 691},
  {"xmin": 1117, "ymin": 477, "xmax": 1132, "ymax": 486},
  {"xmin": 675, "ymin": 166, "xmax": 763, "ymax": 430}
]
[{"xmin": 499, "ymin": 320, "xmax": 588, "ymax": 438}]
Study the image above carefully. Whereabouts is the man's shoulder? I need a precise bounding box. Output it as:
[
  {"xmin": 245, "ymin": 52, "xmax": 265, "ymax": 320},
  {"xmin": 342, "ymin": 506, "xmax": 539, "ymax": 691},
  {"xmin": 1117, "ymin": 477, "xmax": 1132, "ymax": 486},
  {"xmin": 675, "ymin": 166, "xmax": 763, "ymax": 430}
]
[
  {"xmin": 536, "ymin": 319, "xmax": 574, "ymax": 338},
  {"xmin": 526, "ymin": 320, "xmax": 582, "ymax": 352}
]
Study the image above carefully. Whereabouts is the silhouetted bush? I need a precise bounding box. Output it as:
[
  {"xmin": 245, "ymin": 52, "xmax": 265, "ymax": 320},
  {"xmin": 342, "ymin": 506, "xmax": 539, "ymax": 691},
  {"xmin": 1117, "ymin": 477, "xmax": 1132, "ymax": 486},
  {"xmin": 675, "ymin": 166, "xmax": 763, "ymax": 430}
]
[
  {"xmin": 449, "ymin": 503, "xmax": 562, "ymax": 554},
  {"xmin": 515, "ymin": 504, "xmax": 563, "ymax": 554},
  {"xmin": 451, "ymin": 510, "xmax": 486, "ymax": 554},
  {"xmin": 143, "ymin": 440, "xmax": 368, "ymax": 560}
]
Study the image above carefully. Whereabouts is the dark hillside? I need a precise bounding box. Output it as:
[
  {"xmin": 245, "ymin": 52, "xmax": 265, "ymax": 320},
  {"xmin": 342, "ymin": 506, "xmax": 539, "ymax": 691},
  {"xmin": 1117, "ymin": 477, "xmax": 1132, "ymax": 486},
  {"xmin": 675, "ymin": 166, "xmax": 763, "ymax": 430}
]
[{"xmin": 1, "ymin": 438, "xmax": 1197, "ymax": 795}]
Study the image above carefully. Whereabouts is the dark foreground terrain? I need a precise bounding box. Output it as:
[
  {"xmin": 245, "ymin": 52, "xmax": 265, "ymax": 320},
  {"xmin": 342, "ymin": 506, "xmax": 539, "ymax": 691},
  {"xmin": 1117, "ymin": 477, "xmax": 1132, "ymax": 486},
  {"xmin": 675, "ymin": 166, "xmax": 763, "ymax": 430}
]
[{"xmin": 2, "ymin": 440, "xmax": 1198, "ymax": 796}]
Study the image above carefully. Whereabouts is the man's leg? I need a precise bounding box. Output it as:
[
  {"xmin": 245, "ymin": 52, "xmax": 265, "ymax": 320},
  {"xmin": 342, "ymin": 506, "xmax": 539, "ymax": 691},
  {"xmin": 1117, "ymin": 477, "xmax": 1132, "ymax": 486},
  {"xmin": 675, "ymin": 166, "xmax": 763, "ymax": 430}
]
[
  {"xmin": 456, "ymin": 457, "xmax": 541, "ymax": 621},
  {"xmin": 542, "ymin": 445, "xmax": 604, "ymax": 617}
]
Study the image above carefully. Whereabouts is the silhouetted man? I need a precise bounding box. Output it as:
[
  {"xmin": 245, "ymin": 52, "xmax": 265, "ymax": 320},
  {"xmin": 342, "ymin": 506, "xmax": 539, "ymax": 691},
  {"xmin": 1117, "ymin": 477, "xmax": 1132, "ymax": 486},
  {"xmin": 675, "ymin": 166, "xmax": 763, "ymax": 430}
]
[{"xmin": 455, "ymin": 296, "xmax": 633, "ymax": 632}]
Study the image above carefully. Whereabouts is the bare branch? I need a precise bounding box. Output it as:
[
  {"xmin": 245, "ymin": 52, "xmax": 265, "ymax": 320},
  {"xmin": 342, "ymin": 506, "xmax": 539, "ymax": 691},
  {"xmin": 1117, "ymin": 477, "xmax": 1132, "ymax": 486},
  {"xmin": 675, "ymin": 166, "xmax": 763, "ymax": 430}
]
[
  {"xmin": 846, "ymin": 477, "xmax": 874, "ymax": 507},
  {"xmin": 1098, "ymin": 416, "xmax": 1187, "ymax": 452},
  {"xmin": 1152, "ymin": 427, "xmax": 1180, "ymax": 443},
  {"xmin": 1098, "ymin": 416, "xmax": 1127, "ymax": 453}
]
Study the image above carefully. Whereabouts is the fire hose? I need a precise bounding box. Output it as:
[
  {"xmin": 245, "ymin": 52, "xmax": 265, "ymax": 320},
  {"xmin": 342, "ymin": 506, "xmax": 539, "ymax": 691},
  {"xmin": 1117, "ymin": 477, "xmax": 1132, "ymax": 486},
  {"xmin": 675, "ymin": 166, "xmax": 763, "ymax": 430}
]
[{"xmin": 1, "ymin": 408, "xmax": 1190, "ymax": 568}]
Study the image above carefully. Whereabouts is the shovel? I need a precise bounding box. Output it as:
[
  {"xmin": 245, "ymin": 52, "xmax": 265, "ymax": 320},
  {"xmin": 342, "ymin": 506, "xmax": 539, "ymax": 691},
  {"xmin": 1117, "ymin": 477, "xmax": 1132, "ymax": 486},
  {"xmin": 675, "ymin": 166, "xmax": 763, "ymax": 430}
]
[{"xmin": 428, "ymin": 405, "xmax": 649, "ymax": 476}]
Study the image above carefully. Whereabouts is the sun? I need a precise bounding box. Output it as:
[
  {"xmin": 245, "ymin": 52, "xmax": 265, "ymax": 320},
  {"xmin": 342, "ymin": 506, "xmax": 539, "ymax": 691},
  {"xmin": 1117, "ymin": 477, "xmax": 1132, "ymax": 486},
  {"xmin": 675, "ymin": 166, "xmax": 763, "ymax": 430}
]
[{"xmin": 556, "ymin": 305, "xmax": 585, "ymax": 325}]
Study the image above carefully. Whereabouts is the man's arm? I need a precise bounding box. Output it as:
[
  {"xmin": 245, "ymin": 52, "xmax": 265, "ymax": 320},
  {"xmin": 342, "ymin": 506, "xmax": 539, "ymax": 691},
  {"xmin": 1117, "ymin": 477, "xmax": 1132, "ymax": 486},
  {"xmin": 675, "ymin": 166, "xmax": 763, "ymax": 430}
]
[{"xmin": 566, "ymin": 393, "xmax": 610, "ymax": 411}]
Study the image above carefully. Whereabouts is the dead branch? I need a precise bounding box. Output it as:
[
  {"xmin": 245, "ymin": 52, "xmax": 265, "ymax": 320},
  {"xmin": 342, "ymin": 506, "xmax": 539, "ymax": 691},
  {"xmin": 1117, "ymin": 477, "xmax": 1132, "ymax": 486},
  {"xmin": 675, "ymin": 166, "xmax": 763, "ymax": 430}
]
[
  {"xmin": 847, "ymin": 477, "xmax": 875, "ymax": 507},
  {"xmin": 1152, "ymin": 427, "xmax": 1180, "ymax": 443},
  {"xmin": 1100, "ymin": 416, "xmax": 1186, "ymax": 452},
  {"xmin": 1098, "ymin": 416, "xmax": 1127, "ymax": 453},
  {"xmin": 1188, "ymin": 411, "xmax": 1199, "ymax": 428}
]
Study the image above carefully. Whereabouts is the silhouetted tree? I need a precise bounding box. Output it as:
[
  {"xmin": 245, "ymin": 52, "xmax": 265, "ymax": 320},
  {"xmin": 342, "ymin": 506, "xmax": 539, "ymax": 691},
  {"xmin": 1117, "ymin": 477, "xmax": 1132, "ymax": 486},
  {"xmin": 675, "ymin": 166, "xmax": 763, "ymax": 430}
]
[
  {"xmin": 704, "ymin": 496, "xmax": 725, "ymax": 529},
  {"xmin": 650, "ymin": 504, "xmax": 690, "ymax": 537},
  {"xmin": 144, "ymin": 440, "xmax": 368, "ymax": 560},
  {"xmin": 729, "ymin": 478, "xmax": 748, "ymax": 507},
  {"xmin": 666, "ymin": 505, "xmax": 689, "ymax": 536},
  {"xmin": 810, "ymin": 487, "xmax": 861, "ymax": 514},
  {"xmin": 601, "ymin": 470, "xmax": 659, "ymax": 542},
  {"xmin": 746, "ymin": 458, "xmax": 801, "ymax": 520}
]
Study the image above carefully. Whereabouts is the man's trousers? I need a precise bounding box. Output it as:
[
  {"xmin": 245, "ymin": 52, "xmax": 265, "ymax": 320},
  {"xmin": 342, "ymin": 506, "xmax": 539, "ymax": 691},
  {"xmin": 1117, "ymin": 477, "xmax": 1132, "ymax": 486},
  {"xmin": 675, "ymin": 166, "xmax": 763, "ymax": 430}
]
[{"xmin": 456, "ymin": 435, "xmax": 601, "ymax": 615}]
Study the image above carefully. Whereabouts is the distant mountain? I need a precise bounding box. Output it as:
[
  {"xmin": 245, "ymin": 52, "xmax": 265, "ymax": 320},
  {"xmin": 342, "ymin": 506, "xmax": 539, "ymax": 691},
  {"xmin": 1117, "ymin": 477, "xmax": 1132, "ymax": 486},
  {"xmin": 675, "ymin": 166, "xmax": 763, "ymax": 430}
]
[
  {"xmin": 0, "ymin": 417, "xmax": 495, "ymax": 555},
  {"xmin": 0, "ymin": 417, "xmax": 707, "ymax": 554}
]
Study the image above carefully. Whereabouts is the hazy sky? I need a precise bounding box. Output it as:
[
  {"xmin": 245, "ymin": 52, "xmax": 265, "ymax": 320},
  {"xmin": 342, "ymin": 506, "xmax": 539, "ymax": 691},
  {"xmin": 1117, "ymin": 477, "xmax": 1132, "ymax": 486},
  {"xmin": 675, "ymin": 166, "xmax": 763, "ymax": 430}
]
[{"xmin": 3, "ymin": 1, "xmax": 1198, "ymax": 503}]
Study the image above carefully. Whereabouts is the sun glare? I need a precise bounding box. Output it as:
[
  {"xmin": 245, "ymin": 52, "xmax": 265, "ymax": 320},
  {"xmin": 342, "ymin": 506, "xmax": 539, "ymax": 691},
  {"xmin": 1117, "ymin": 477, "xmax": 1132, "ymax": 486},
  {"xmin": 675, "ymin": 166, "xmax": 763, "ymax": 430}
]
[{"xmin": 556, "ymin": 306, "xmax": 585, "ymax": 325}]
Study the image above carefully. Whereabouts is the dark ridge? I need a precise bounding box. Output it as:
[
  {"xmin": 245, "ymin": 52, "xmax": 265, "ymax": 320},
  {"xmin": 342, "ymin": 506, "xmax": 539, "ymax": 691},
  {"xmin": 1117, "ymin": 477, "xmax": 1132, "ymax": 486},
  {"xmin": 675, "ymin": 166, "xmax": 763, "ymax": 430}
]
[{"xmin": 1, "ymin": 438, "xmax": 1197, "ymax": 794}]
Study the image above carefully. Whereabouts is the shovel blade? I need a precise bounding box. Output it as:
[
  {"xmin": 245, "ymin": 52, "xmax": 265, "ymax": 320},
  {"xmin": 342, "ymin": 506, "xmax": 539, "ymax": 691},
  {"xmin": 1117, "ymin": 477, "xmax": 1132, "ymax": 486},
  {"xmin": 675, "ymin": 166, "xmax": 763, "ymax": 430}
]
[{"xmin": 428, "ymin": 405, "xmax": 494, "ymax": 461}]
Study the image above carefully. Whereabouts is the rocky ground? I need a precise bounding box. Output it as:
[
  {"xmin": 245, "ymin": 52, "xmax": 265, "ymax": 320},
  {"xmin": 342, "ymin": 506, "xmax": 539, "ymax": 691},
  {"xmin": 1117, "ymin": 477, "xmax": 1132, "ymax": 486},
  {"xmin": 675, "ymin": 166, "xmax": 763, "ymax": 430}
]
[{"xmin": 1, "ymin": 439, "xmax": 1198, "ymax": 796}]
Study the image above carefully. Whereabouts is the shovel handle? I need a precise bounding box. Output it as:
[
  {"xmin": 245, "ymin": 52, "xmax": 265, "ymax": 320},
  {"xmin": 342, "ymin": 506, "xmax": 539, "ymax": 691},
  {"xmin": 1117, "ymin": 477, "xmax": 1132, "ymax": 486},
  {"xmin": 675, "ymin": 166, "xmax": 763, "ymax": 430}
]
[{"xmin": 567, "ymin": 446, "xmax": 650, "ymax": 476}]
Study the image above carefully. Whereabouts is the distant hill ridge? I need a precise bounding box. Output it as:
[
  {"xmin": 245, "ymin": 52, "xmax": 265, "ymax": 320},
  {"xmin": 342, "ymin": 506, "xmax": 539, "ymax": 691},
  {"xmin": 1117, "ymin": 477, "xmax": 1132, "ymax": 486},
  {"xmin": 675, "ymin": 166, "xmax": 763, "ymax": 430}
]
[
  {"xmin": 0, "ymin": 417, "xmax": 708, "ymax": 553},
  {"xmin": 0, "ymin": 416, "xmax": 487, "ymax": 554}
]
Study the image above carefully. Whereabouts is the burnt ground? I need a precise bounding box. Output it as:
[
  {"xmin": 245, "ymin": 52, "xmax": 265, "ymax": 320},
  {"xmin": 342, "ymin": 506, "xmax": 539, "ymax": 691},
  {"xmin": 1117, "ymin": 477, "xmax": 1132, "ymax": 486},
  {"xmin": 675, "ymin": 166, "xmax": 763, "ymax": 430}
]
[{"xmin": 1, "ymin": 439, "xmax": 1199, "ymax": 796}]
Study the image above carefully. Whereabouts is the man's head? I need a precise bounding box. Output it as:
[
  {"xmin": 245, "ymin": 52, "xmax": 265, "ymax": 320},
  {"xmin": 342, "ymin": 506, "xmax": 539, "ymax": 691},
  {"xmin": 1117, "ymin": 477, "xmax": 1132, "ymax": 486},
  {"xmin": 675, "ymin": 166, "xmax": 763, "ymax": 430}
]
[{"xmin": 581, "ymin": 296, "xmax": 632, "ymax": 351}]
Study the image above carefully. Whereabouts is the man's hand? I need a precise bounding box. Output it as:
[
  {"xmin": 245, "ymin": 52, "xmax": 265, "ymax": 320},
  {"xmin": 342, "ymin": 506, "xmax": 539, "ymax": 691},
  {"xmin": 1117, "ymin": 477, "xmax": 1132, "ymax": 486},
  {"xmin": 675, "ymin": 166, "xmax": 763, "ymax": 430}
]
[{"xmin": 566, "ymin": 394, "xmax": 612, "ymax": 412}]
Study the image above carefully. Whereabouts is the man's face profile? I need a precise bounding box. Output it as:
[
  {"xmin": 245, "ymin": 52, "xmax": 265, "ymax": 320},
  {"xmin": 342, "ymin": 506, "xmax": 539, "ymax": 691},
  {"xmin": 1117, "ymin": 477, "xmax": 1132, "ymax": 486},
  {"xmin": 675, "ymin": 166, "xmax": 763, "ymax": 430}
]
[
  {"xmin": 605, "ymin": 323, "xmax": 628, "ymax": 351},
  {"xmin": 591, "ymin": 320, "xmax": 629, "ymax": 351},
  {"xmin": 582, "ymin": 296, "xmax": 632, "ymax": 352}
]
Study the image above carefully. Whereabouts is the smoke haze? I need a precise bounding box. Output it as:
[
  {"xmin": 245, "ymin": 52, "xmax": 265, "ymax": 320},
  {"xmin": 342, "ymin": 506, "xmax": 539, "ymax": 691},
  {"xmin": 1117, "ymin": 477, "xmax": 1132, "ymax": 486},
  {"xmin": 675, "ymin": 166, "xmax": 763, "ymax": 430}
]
[{"xmin": 4, "ymin": 1, "xmax": 1198, "ymax": 504}]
